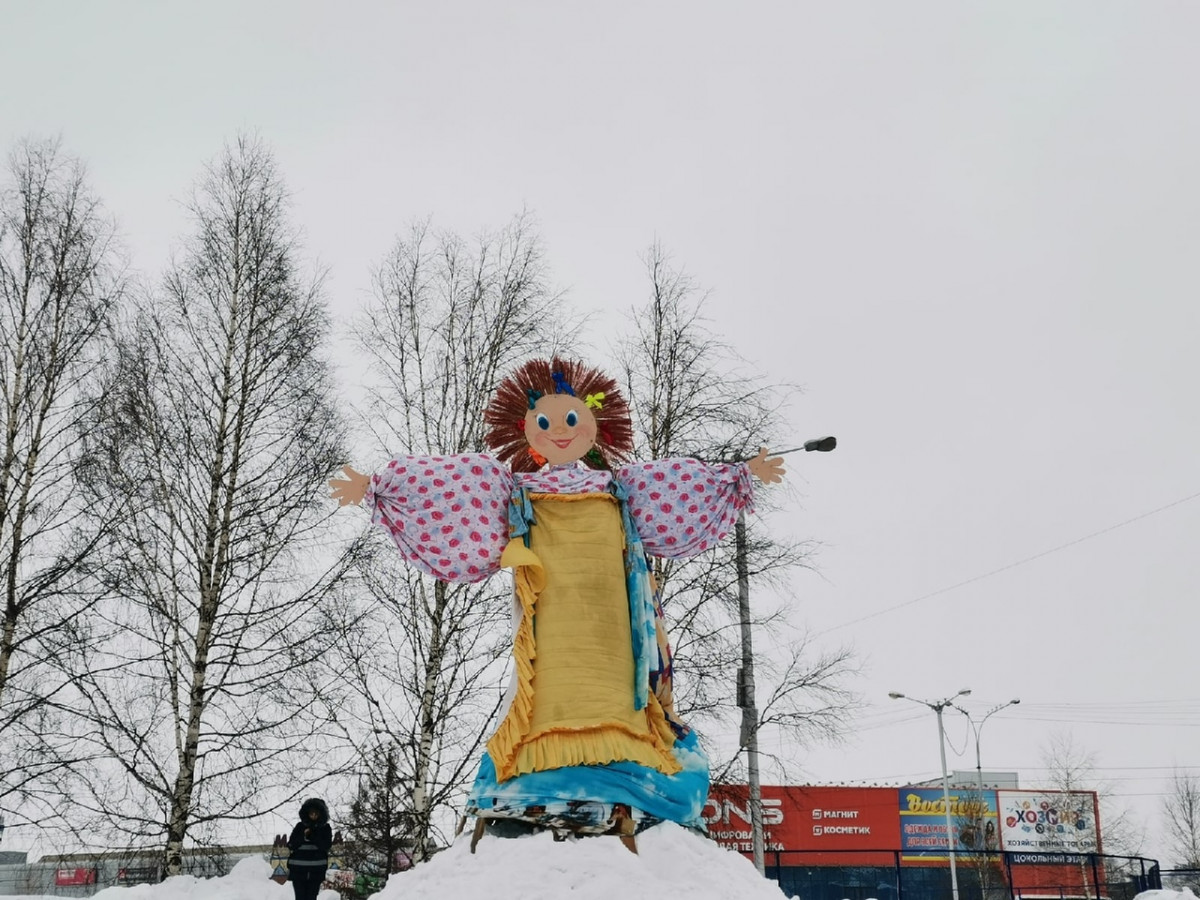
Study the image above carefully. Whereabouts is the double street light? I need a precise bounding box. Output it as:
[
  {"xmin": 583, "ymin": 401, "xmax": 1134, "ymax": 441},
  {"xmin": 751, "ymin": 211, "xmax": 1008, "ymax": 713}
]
[
  {"xmin": 888, "ymin": 689, "xmax": 972, "ymax": 900},
  {"xmin": 955, "ymin": 699, "xmax": 1021, "ymax": 799},
  {"xmin": 953, "ymin": 698, "xmax": 1021, "ymax": 856},
  {"xmin": 737, "ymin": 436, "xmax": 837, "ymax": 875}
]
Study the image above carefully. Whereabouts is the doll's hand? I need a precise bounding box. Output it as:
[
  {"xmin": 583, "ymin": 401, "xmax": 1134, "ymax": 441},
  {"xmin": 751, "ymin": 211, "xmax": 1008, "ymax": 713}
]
[
  {"xmin": 747, "ymin": 447, "xmax": 785, "ymax": 484},
  {"xmin": 329, "ymin": 465, "xmax": 371, "ymax": 506}
]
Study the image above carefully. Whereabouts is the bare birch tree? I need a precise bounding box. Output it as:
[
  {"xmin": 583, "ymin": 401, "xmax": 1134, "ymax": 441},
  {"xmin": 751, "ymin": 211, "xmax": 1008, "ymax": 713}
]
[
  {"xmin": 68, "ymin": 136, "xmax": 359, "ymax": 874},
  {"xmin": 1161, "ymin": 769, "xmax": 1200, "ymax": 868},
  {"xmin": 0, "ymin": 137, "xmax": 124, "ymax": 832},
  {"xmin": 329, "ymin": 214, "xmax": 576, "ymax": 859},
  {"xmin": 1038, "ymin": 731, "xmax": 1145, "ymax": 887},
  {"xmin": 615, "ymin": 242, "xmax": 856, "ymax": 779}
]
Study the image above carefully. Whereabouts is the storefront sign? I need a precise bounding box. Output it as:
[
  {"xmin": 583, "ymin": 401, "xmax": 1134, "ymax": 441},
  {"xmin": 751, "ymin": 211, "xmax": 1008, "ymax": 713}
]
[
  {"xmin": 703, "ymin": 784, "xmax": 1100, "ymax": 865},
  {"xmin": 1009, "ymin": 852, "xmax": 1088, "ymax": 866},
  {"xmin": 704, "ymin": 785, "xmax": 899, "ymax": 857},
  {"xmin": 55, "ymin": 868, "xmax": 96, "ymax": 886},
  {"xmin": 899, "ymin": 787, "xmax": 999, "ymax": 860},
  {"xmin": 117, "ymin": 866, "xmax": 160, "ymax": 885},
  {"xmin": 996, "ymin": 790, "xmax": 1099, "ymax": 854}
]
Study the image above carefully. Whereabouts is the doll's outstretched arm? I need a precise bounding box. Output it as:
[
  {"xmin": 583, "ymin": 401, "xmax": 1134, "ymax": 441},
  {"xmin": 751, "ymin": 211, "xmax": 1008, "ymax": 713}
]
[
  {"xmin": 351, "ymin": 453, "xmax": 514, "ymax": 584},
  {"xmin": 329, "ymin": 465, "xmax": 371, "ymax": 506},
  {"xmin": 617, "ymin": 449, "xmax": 784, "ymax": 560},
  {"xmin": 747, "ymin": 447, "xmax": 786, "ymax": 484}
]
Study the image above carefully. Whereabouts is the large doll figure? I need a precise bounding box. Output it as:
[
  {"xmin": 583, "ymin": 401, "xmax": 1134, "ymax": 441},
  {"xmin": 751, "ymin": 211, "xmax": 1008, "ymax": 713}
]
[{"xmin": 330, "ymin": 358, "xmax": 783, "ymax": 846}]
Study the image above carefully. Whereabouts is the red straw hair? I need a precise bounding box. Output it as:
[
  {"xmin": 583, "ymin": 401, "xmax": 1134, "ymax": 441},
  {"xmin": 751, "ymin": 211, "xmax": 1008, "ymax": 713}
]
[{"xmin": 483, "ymin": 357, "xmax": 634, "ymax": 472}]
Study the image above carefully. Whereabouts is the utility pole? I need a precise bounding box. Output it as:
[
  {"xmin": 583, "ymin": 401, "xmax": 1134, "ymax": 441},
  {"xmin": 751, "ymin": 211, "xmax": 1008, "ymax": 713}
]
[
  {"xmin": 735, "ymin": 509, "xmax": 765, "ymax": 873},
  {"xmin": 736, "ymin": 436, "xmax": 837, "ymax": 875},
  {"xmin": 890, "ymin": 689, "xmax": 973, "ymax": 900},
  {"xmin": 956, "ymin": 698, "xmax": 1020, "ymax": 898}
]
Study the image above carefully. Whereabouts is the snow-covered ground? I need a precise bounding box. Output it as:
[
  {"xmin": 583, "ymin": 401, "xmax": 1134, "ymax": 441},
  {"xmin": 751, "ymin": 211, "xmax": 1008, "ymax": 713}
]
[
  {"xmin": 12, "ymin": 823, "xmax": 784, "ymax": 900},
  {"xmin": 8, "ymin": 834, "xmax": 1196, "ymax": 900},
  {"xmin": 375, "ymin": 822, "xmax": 789, "ymax": 900}
]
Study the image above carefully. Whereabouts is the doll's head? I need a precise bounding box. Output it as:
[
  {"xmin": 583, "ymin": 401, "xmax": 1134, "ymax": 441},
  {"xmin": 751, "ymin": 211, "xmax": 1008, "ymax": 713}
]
[{"xmin": 484, "ymin": 357, "xmax": 634, "ymax": 472}]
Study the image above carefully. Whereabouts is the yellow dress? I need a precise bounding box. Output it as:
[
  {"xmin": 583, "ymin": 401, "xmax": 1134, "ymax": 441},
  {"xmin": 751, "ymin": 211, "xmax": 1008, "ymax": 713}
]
[{"xmin": 486, "ymin": 493, "xmax": 679, "ymax": 782}]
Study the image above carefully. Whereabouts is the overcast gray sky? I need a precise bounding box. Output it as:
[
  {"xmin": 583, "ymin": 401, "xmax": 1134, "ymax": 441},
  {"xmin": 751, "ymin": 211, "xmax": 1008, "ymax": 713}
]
[{"xmin": 3, "ymin": 1, "xmax": 1197, "ymax": 864}]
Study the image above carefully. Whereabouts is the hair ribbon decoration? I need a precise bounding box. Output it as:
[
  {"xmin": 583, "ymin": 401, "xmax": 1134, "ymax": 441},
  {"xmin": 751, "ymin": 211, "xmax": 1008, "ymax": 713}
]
[
  {"xmin": 551, "ymin": 371, "xmax": 575, "ymax": 396},
  {"xmin": 584, "ymin": 392, "xmax": 605, "ymax": 410},
  {"xmin": 525, "ymin": 388, "xmax": 543, "ymax": 409}
]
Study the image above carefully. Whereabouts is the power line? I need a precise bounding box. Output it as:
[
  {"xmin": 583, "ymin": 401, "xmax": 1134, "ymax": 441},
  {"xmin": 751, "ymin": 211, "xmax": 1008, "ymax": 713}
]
[
  {"xmin": 852, "ymin": 704, "xmax": 1200, "ymax": 733},
  {"xmin": 1020, "ymin": 765, "xmax": 1200, "ymax": 773},
  {"xmin": 1015, "ymin": 716, "xmax": 1200, "ymax": 727},
  {"xmin": 817, "ymin": 488, "xmax": 1200, "ymax": 635},
  {"xmin": 1017, "ymin": 705, "xmax": 1200, "ymax": 710},
  {"xmin": 825, "ymin": 775, "xmax": 1193, "ymax": 794}
]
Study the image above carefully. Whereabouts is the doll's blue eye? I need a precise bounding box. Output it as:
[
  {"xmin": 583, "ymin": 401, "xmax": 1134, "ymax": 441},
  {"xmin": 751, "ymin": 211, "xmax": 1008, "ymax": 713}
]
[
  {"xmin": 566, "ymin": 410, "xmax": 578, "ymax": 427},
  {"xmin": 536, "ymin": 414, "xmax": 550, "ymax": 430}
]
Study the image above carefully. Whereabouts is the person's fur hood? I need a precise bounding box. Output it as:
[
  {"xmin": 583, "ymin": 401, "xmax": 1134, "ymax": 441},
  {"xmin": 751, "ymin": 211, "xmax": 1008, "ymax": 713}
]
[{"xmin": 298, "ymin": 797, "xmax": 330, "ymax": 825}]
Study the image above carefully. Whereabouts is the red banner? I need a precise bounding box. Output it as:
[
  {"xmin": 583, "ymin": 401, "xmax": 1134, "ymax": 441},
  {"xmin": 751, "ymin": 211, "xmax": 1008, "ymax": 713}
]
[
  {"xmin": 705, "ymin": 785, "xmax": 901, "ymax": 862},
  {"xmin": 55, "ymin": 868, "xmax": 96, "ymax": 886}
]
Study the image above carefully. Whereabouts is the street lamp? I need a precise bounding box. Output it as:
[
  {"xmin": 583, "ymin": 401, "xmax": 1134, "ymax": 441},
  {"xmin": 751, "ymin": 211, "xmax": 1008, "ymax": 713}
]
[
  {"xmin": 951, "ymin": 699, "xmax": 1019, "ymax": 900},
  {"xmin": 889, "ymin": 689, "xmax": 972, "ymax": 900},
  {"xmin": 737, "ymin": 436, "xmax": 837, "ymax": 875},
  {"xmin": 954, "ymin": 699, "xmax": 1020, "ymax": 798},
  {"xmin": 953, "ymin": 700, "xmax": 1020, "ymax": 846}
]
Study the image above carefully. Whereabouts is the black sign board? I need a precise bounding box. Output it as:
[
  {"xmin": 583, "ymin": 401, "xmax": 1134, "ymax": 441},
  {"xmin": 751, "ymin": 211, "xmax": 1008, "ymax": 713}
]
[{"xmin": 117, "ymin": 866, "xmax": 160, "ymax": 885}]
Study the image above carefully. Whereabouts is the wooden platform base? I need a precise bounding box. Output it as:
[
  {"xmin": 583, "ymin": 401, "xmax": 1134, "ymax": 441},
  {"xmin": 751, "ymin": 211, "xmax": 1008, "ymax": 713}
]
[{"xmin": 467, "ymin": 807, "xmax": 639, "ymax": 855}]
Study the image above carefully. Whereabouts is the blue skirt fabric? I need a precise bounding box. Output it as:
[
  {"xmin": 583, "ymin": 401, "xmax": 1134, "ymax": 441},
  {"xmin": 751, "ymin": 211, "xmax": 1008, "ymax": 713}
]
[{"xmin": 466, "ymin": 728, "xmax": 710, "ymax": 830}]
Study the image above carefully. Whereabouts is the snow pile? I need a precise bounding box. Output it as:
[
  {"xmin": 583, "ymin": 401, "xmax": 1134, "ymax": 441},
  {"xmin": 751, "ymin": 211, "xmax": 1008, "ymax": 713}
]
[
  {"xmin": 375, "ymin": 822, "xmax": 787, "ymax": 900},
  {"xmin": 17, "ymin": 846, "xmax": 1195, "ymax": 900},
  {"xmin": 31, "ymin": 827, "xmax": 784, "ymax": 900},
  {"xmin": 89, "ymin": 858, "xmax": 333, "ymax": 900}
]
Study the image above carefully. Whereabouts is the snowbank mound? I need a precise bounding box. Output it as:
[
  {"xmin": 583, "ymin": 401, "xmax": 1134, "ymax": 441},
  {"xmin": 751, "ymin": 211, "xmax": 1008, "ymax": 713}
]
[
  {"xmin": 90, "ymin": 858, "xmax": 335, "ymax": 900},
  {"xmin": 24, "ymin": 852, "xmax": 1194, "ymax": 900},
  {"xmin": 376, "ymin": 822, "xmax": 788, "ymax": 900}
]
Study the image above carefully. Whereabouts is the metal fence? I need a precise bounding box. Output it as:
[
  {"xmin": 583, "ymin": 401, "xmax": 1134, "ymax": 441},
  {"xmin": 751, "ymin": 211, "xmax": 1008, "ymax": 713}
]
[
  {"xmin": 1160, "ymin": 869, "xmax": 1200, "ymax": 895},
  {"xmin": 759, "ymin": 848, "xmax": 1163, "ymax": 900},
  {"xmin": 0, "ymin": 846, "xmax": 270, "ymax": 897}
]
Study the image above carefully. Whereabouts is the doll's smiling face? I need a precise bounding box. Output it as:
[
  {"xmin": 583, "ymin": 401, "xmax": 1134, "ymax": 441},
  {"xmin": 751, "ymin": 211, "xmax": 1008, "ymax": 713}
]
[{"xmin": 524, "ymin": 394, "xmax": 598, "ymax": 466}]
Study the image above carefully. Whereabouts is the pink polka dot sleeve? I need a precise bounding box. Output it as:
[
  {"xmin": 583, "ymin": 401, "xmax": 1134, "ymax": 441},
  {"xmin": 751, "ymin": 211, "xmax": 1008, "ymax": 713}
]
[
  {"xmin": 615, "ymin": 458, "xmax": 754, "ymax": 559},
  {"xmin": 366, "ymin": 454, "xmax": 514, "ymax": 583}
]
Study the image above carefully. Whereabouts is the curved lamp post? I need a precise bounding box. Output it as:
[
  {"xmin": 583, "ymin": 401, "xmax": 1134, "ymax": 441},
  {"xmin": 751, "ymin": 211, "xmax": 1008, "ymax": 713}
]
[
  {"xmin": 955, "ymin": 699, "xmax": 1020, "ymax": 798},
  {"xmin": 954, "ymin": 699, "xmax": 1020, "ymax": 850},
  {"xmin": 889, "ymin": 688, "xmax": 972, "ymax": 900},
  {"xmin": 738, "ymin": 436, "xmax": 836, "ymax": 874}
]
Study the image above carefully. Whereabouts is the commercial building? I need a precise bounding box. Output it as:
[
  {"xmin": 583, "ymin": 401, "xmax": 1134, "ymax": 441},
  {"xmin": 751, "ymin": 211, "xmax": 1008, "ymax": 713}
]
[{"xmin": 702, "ymin": 782, "xmax": 1150, "ymax": 900}]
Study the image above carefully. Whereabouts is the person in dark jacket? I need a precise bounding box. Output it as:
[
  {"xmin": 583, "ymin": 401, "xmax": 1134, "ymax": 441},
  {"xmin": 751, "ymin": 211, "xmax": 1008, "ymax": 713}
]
[{"xmin": 287, "ymin": 798, "xmax": 333, "ymax": 900}]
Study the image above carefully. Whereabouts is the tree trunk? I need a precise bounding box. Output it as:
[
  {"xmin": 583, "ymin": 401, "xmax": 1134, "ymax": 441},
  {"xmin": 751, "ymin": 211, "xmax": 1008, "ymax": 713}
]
[{"xmin": 411, "ymin": 579, "xmax": 448, "ymax": 862}]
